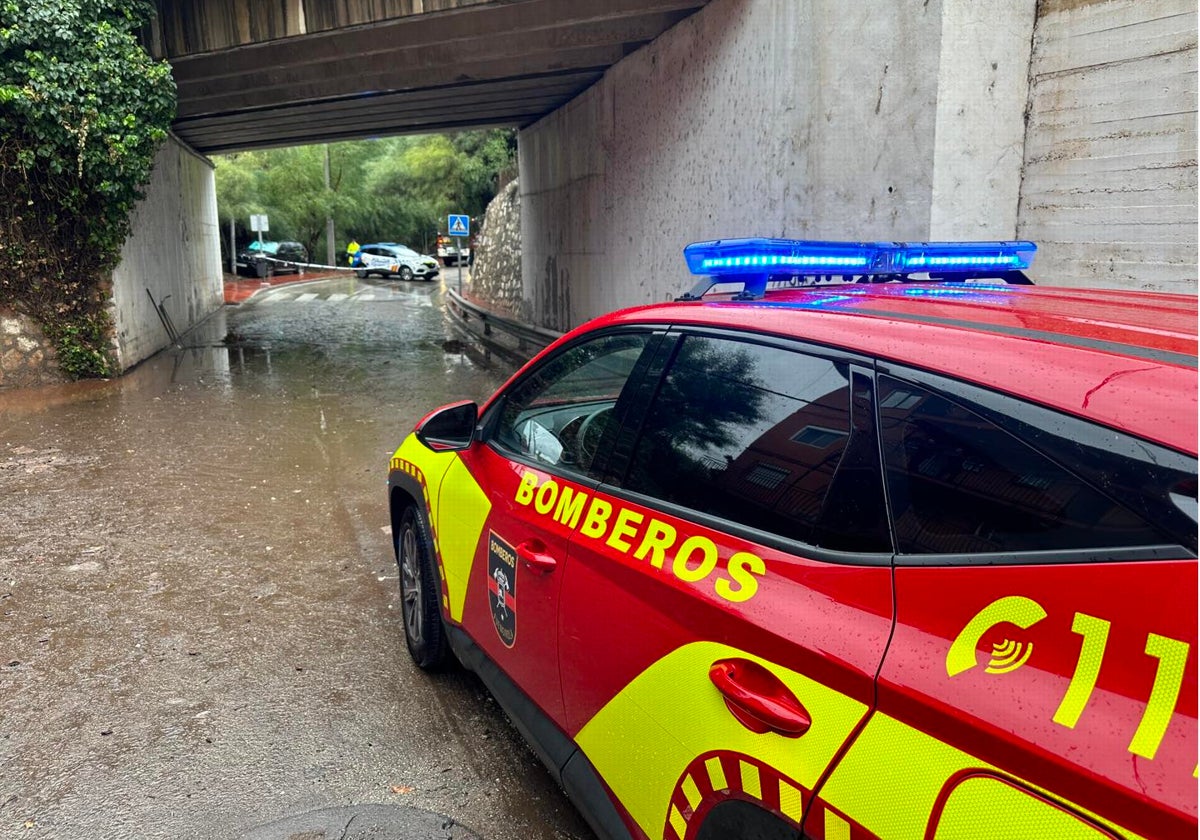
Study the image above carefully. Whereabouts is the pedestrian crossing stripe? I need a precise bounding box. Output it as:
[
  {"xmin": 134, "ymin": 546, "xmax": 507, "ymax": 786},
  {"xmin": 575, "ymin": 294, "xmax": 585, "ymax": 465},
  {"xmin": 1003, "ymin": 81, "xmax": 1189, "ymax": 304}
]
[{"xmin": 249, "ymin": 289, "xmax": 435, "ymax": 304}]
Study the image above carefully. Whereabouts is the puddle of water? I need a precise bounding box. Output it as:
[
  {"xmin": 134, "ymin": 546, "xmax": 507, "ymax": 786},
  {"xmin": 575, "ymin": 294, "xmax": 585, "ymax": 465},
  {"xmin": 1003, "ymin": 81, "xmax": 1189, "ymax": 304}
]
[{"xmin": 0, "ymin": 281, "xmax": 594, "ymax": 840}]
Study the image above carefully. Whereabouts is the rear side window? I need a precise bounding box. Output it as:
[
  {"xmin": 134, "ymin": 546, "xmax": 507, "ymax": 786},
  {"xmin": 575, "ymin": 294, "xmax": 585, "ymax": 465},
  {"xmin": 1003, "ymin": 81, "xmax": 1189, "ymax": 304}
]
[
  {"xmin": 619, "ymin": 334, "xmax": 891, "ymax": 552},
  {"xmin": 878, "ymin": 375, "xmax": 1178, "ymax": 555}
]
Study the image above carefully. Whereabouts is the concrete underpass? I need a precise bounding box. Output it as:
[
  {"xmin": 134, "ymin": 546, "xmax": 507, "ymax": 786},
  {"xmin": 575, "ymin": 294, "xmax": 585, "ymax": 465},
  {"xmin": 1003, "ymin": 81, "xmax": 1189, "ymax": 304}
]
[{"xmin": 95, "ymin": 0, "xmax": 1196, "ymax": 378}]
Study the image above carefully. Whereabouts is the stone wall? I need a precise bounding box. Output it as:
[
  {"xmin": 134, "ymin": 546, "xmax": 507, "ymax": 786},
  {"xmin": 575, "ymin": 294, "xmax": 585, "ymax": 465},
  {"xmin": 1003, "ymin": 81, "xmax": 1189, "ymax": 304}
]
[
  {"xmin": 469, "ymin": 179, "xmax": 524, "ymax": 318},
  {"xmin": 0, "ymin": 310, "xmax": 64, "ymax": 390}
]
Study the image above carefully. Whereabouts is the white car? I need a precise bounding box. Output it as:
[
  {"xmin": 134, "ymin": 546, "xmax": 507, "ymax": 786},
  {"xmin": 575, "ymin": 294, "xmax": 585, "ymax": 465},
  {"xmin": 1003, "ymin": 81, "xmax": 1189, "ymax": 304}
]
[{"xmin": 353, "ymin": 243, "xmax": 440, "ymax": 281}]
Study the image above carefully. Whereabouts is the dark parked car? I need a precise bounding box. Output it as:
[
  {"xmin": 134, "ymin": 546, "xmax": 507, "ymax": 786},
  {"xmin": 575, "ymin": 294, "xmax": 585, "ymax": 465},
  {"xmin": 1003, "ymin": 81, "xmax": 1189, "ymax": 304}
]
[{"xmin": 235, "ymin": 240, "xmax": 308, "ymax": 277}]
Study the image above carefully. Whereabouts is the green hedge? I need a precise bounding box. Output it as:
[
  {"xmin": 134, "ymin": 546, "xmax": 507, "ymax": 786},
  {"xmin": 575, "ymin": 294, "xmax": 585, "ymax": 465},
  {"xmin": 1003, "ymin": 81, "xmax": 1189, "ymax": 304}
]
[{"xmin": 0, "ymin": 0, "xmax": 175, "ymax": 378}]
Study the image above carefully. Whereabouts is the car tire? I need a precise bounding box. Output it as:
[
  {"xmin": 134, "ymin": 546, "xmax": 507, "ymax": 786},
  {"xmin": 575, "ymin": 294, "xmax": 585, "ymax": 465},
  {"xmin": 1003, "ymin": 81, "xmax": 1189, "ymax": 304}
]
[
  {"xmin": 355, "ymin": 269, "xmax": 367, "ymax": 279},
  {"xmin": 399, "ymin": 266, "xmax": 414, "ymax": 281},
  {"xmin": 397, "ymin": 507, "xmax": 448, "ymax": 670}
]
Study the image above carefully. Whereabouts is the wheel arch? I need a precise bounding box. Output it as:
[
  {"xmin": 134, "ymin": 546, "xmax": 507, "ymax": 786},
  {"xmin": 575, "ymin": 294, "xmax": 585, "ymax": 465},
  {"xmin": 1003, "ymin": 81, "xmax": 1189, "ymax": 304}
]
[
  {"xmin": 692, "ymin": 799, "xmax": 807, "ymax": 840},
  {"xmin": 388, "ymin": 484, "xmax": 421, "ymax": 561}
]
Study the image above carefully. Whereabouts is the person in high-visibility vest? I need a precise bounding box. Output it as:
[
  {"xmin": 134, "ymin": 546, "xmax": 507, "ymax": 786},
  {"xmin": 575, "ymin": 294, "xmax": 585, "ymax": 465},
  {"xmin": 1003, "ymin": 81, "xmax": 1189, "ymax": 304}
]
[{"xmin": 346, "ymin": 240, "xmax": 360, "ymax": 266}]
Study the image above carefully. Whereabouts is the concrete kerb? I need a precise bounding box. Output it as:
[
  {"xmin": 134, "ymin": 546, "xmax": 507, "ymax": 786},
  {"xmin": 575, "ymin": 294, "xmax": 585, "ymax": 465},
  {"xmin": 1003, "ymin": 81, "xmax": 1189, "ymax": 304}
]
[{"xmin": 240, "ymin": 804, "xmax": 484, "ymax": 840}]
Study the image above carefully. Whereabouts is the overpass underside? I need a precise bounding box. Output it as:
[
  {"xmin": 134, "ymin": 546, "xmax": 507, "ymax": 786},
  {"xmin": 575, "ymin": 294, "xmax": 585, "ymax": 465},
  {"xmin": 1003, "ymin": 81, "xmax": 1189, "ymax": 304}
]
[{"xmin": 151, "ymin": 0, "xmax": 710, "ymax": 154}]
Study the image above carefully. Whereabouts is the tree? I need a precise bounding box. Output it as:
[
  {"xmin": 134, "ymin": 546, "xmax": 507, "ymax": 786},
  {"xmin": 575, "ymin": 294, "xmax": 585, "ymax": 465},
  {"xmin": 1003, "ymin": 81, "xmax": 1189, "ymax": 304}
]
[
  {"xmin": 213, "ymin": 130, "xmax": 518, "ymax": 263},
  {"xmin": 0, "ymin": 0, "xmax": 176, "ymax": 378}
]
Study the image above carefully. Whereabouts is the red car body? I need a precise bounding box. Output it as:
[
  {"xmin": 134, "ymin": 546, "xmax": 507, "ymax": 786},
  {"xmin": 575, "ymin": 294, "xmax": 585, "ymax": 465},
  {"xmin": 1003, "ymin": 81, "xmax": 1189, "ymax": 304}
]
[{"xmin": 389, "ymin": 280, "xmax": 1197, "ymax": 840}]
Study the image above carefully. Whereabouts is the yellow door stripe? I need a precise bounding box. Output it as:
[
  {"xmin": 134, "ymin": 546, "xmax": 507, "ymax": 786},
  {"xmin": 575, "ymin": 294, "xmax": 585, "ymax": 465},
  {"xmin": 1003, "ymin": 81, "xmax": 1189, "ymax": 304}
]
[
  {"xmin": 741, "ymin": 760, "xmax": 761, "ymax": 800},
  {"xmin": 825, "ymin": 809, "xmax": 851, "ymax": 840},
  {"xmin": 780, "ymin": 781, "xmax": 804, "ymax": 823},
  {"xmin": 681, "ymin": 774, "xmax": 702, "ymax": 811},
  {"xmin": 704, "ymin": 756, "xmax": 727, "ymax": 792},
  {"xmin": 668, "ymin": 805, "xmax": 687, "ymax": 838}
]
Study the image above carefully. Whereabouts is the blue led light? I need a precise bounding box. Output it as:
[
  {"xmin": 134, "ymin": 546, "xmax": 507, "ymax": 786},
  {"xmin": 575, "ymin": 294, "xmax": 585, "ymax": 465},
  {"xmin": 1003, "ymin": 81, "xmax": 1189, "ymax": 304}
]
[{"xmin": 683, "ymin": 238, "xmax": 1036, "ymax": 278}]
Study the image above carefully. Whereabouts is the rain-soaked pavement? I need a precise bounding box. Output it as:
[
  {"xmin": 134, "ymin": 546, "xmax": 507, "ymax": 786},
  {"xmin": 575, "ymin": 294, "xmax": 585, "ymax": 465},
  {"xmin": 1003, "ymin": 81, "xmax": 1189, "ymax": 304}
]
[{"xmin": 0, "ymin": 275, "xmax": 595, "ymax": 840}]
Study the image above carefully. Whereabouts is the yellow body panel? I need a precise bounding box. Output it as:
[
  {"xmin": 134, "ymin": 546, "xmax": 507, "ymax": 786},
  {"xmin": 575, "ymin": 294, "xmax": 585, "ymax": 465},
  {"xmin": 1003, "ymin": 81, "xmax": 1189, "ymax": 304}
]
[
  {"xmin": 933, "ymin": 776, "xmax": 1114, "ymax": 840},
  {"xmin": 391, "ymin": 435, "xmax": 491, "ymax": 623},
  {"xmin": 435, "ymin": 455, "xmax": 491, "ymax": 622},
  {"xmin": 575, "ymin": 641, "xmax": 869, "ymax": 837},
  {"xmin": 818, "ymin": 713, "xmax": 1144, "ymax": 840}
]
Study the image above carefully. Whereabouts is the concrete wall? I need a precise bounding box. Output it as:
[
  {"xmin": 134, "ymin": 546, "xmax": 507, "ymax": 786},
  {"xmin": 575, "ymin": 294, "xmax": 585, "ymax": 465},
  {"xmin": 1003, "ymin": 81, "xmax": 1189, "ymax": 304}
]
[
  {"xmin": 930, "ymin": 0, "xmax": 1037, "ymax": 238},
  {"xmin": 517, "ymin": 0, "xmax": 1195, "ymax": 331},
  {"xmin": 110, "ymin": 135, "xmax": 223, "ymax": 370},
  {"xmin": 1017, "ymin": 0, "xmax": 1197, "ymax": 292},
  {"xmin": 519, "ymin": 0, "xmax": 1043, "ymax": 331}
]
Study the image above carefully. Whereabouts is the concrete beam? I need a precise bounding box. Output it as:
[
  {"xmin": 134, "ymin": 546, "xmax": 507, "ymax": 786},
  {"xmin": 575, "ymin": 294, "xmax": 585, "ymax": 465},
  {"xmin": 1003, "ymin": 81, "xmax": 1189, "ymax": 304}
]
[{"xmin": 164, "ymin": 0, "xmax": 709, "ymax": 152}]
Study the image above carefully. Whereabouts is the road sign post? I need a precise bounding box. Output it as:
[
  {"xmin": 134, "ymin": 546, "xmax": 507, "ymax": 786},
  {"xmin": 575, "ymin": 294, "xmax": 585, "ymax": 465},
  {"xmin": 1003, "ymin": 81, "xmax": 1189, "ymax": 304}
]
[
  {"xmin": 250, "ymin": 214, "xmax": 270, "ymax": 279},
  {"xmin": 448, "ymin": 214, "xmax": 470, "ymax": 294}
]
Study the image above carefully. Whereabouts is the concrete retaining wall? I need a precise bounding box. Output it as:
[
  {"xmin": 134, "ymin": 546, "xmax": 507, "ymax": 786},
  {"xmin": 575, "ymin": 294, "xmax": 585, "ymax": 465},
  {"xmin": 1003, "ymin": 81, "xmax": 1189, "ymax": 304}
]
[
  {"xmin": 1017, "ymin": 0, "xmax": 1197, "ymax": 292},
  {"xmin": 519, "ymin": 0, "xmax": 1040, "ymax": 331},
  {"xmin": 110, "ymin": 134, "xmax": 224, "ymax": 370},
  {"xmin": 518, "ymin": 0, "xmax": 1195, "ymax": 332}
]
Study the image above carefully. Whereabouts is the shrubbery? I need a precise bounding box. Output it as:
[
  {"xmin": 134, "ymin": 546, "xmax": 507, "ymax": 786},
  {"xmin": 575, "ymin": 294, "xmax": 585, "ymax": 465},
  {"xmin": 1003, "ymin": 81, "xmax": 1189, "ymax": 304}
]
[{"xmin": 0, "ymin": 0, "xmax": 175, "ymax": 378}]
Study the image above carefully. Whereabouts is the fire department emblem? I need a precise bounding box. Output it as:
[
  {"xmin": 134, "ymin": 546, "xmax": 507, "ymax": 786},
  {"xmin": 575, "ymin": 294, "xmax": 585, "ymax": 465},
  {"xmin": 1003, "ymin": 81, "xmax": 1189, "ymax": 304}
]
[{"xmin": 487, "ymin": 531, "xmax": 517, "ymax": 647}]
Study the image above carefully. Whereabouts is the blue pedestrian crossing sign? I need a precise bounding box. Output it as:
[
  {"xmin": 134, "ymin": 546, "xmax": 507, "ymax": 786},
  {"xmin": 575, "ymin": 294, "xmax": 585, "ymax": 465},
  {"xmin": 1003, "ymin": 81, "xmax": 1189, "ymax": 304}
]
[{"xmin": 448, "ymin": 214, "xmax": 470, "ymax": 237}]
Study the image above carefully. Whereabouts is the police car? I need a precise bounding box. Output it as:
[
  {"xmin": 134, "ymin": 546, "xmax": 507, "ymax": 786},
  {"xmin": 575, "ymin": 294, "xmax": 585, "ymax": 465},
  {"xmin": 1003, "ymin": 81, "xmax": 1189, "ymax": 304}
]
[
  {"xmin": 387, "ymin": 239, "xmax": 1197, "ymax": 840},
  {"xmin": 352, "ymin": 243, "xmax": 439, "ymax": 281}
]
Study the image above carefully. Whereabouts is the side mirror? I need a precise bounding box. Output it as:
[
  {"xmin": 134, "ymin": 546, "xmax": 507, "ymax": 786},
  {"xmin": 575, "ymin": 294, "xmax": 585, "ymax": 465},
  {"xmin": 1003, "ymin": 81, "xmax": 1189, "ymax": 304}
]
[{"xmin": 415, "ymin": 401, "xmax": 478, "ymax": 451}]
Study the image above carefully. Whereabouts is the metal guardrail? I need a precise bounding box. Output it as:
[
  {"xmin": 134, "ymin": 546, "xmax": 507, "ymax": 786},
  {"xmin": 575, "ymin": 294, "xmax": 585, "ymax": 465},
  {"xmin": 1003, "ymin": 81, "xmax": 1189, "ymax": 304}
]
[{"xmin": 445, "ymin": 288, "xmax": 563, "ymax": 360}]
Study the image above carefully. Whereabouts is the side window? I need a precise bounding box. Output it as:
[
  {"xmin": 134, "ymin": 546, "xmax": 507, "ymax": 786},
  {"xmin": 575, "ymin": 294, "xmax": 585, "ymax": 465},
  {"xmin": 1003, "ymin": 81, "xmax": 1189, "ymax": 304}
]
[
  {"xmin": 878, "ymin": 375, "xmax": 1170, "ymax": 554},
  {"xmin": 620, "ymin": 335, "xmax": 891, "ymax": 552},
  {"xmin": 491, "ymin": 333, "xmax": 651, "ymax": 478}
]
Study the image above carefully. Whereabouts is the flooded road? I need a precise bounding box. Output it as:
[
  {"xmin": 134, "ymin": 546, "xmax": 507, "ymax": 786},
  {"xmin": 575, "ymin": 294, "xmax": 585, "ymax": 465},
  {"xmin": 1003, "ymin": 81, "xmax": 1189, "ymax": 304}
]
[{"xmin": 0, "ymin": 276, "xmax": 594, "ymax": 839}]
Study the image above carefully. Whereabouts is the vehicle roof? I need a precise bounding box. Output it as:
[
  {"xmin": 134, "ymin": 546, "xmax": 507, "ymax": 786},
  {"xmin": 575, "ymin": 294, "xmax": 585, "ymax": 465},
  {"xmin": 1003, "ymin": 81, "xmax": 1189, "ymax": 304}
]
[
  {"xmin": 369, "ymin": 242, "xmax": 418, "ymax": 252},
  {"xmin": 596, "ymin": 283, "xmax": 1198, "ymax": 454}
]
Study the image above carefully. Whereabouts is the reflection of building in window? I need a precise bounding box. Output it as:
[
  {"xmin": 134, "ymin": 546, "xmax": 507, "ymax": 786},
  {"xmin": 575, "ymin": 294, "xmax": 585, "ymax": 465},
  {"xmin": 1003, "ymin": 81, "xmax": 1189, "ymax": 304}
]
[
  {"xmin": 880, "ymin": 382, "xmax": 1153, "ymax": 554},
  {"xmin": 880, "ymin": 389, "xmax": 922, "ymax": 410},
  {"xmin": 791, "ymin": 426, "xmax": 848, "ymax": 449},
  {"xmin": 723, "ymin": 388, "xmax": 851, "ymax": 531},
  {"xmin": 744, "ymin": 463, "xmax": 790, "ymax": 490}
]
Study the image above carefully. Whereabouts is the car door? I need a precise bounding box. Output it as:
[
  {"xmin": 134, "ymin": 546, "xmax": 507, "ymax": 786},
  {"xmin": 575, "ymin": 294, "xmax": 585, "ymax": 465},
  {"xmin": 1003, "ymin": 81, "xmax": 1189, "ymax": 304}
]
[
  {"xmin": 454, "ymin": 329, "xmax": 660, "ymax": 731},
  {"xmin": 813, "ymin": 368, "xmax": 1198, "ymax": 840},
  {"xmin": 557, "ymin": 329, "xmax": 897, "ymax": 840}
]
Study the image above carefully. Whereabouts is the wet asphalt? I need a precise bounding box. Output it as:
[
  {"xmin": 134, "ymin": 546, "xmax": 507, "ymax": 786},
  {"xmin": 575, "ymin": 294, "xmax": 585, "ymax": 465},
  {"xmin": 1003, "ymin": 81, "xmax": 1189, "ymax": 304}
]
[{"xmin": 0, "ymin": 275, "xmax": 595, "ymax": 840}]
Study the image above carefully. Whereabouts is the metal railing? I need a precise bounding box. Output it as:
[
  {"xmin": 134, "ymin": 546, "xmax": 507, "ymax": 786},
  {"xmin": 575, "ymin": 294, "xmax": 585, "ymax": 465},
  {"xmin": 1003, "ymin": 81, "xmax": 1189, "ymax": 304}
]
[{"xmin": 445, "ymin": 288, "xmax": 563, "ymax": 359}]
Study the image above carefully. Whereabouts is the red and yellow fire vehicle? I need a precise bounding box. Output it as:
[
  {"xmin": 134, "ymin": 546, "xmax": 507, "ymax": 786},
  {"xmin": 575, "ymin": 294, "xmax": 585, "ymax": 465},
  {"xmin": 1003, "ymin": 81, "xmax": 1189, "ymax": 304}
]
[{"xmin": 387, "ymin": 239, "xmax": 1197, "ymax": 840}]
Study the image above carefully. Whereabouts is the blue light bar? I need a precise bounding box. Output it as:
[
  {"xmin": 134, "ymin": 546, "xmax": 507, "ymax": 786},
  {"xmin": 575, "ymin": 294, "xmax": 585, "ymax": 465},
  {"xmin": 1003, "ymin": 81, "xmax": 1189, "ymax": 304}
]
[{"xmin": 683, "ymin": 238, "xmax": 1036, "ymax": 277}]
